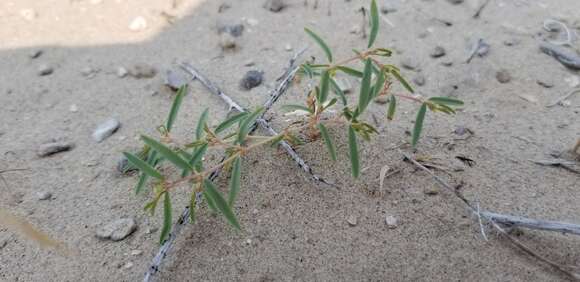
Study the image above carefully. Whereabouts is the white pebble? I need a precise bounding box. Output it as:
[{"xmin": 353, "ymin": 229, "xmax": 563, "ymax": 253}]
[
  {"xmin": 69, "ymin": 104, "xmax": 78, "ymax": 112},
  {"xmin": 385, "ymin": 215, "xmax": 398, "ymax": 229},
  {"xmin": 20, "ymin": 9, "xmax": 37, "ymax": 21},
  {"xmin": 92, "ymin": 118, "xmax": 121, "ymax": 143},
  {"xmin": 129, "ymin": 16, "xmax": 147, "ymax": 32}
]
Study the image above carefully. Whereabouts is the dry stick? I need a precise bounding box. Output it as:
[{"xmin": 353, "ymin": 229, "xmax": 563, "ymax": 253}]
[
  {"xmin": 473, "ymin": 0, "xmax": 490, "ymax": 19},
  {"xmin": 401, "ymin": 151, "xmax": 580, "ymax": 280},
  {"xmin": 546, "ymin": 88, "xmax": 580, "ymax": 108},
  {"xmin": 144, "ymin": 49, "xmax": 333, "ymax": 282}
]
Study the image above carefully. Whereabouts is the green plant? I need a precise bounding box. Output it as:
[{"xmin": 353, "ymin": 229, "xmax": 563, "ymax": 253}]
[{"xmin": 125, "ymin": 0, "xmax": 463, "ymax": 244}]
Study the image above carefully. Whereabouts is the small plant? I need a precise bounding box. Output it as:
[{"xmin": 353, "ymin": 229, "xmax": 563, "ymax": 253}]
[{"xmin": 125, "ymin": 0, "xmax": 463, "ymax": 244}]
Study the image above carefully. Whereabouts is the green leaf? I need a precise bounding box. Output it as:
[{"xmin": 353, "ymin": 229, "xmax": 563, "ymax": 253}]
[
  {"xmin": 280, "ymin": 104, "xmax": 313, "ymax": 114},
  {"xmin": 203, "ymin": 189, "xmax": 218, "ymax": 213},
  {"xmin": 372, "ymin": 68, "xmax": 387, "ymax": 98},
  {"xmin": 304, "ymin": 27, "xmax": 333, "ymax": 62},
  {"xmin": 390, "ymin": 69, "xmax": 414, "ymax": 94},
  {"xmin": 329, "ymin": 78, "xmax": 347, "ymax": 106},
  {"xmin": 348, "ymin": 126, "xmax": 360, "ymax": 178},
  {"xmin": 196, "ymin": 108, "xmax": 209, "ymax": 140},
  {"xmin": 323, "ymin": 98, "xmax": 338, "ymax": 110},
  {"xmin": 428, "ymin": 97, "xmax": 464, "ymax": 107},
  {"xmin": 318, "ymin": 124, "xmax": 337, "ymax": 161},
  {"xmin": 228, "ymin": 157, "xmax": 242, "ymax": 206},
  {"xmin": 204, "ymin": 179, "xmax": 241, "ymax": 230},
  {"xmin": 237, "ymin": 107, "xmax": 265, "ymax": 143},
  {"xmin": 412, "ymin": 103, "xmax": 427, "ymax": 148},
  {"xmin": 215, "ymin": 112, "xmax": 248, "ymax": 134},
  {"xmin": 336, "ymin": 66, "xmax": 363, "ymax": 78},
  {"xmin": 141, "ymin": 135, "xmax": 193, "ymax": 171},
  {"xmin": 319, "ymin": 70, "xmax": 330, "ymax": 105},
  {"xmin": 123, "ymin": 152, "xmax": 164, "ymax": 180},
  {"xmin": 368, "ymin": 0, "xmax": 379, "ymax": 48},
  {"xmin": 189, "ymin": 188, "xmax": 197, "ymax": 223},
  {"xmin": 357, "ymin": 59, "xmax": 374, "ymax": 115},
  {"xmin": 182, "ymin": 143, "xmax": 208, "ymax": 177},
  {"xmin": 387, "ymin": 95, "xmax": 396, "ymax": 120},
  {"xmin": 166, "ymin": 85, "xmax": 187, "ymax": 132},
  {"xmin": 135, "ymin": 173, "xmax": 148, "ymax": 195},
  {"xmin": 159, "ymin": 192, "xmax": 172, "ymax": 244}
]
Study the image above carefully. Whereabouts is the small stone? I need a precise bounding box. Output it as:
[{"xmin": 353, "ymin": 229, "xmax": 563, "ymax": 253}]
[
  {"xmin": 29, "ymin": 49, "xmax": 43, "ymax": 59},
  {"xmin": 92, "ymin": 118, "xmax": 121, "ymax": 143},
  {"xmin": 423, "ymin": 186, "xmax": 439, "ymax": 195},
  {"xmin": 385, "ymin": 215, "xmax": 398, "ymax": 229},
  {"xmin": 476, "ymin": 41, "xmax": 490, "ymax": 57},
  {"xmin": 218, "ymin": 23, "xmax": 244, "ymax": 37},
  {"xmin": 430, "ymin": 46, "xmax": 446, "ymax": 58},
  {"xmin": 346, "ymin": 215, "xmax": 358, "ymax": 226},
  {"xmin": 334, "ymin": 78, "xmax": 353, "ymax": 93},
  {"xmin": 503, "ymin": 38, "xmax": 520, "ymax": 47},
  {"xmin": 128, "ymin": 63, "xmax": 157, "ymax": 79},
  {"xmin": 263, "ymin": 0, "xmax": 285, "ymax": 12},
  {"xmin": 284, "ymin": 44, "xmax": 293, "ymax": 51},
  {"xmin": 441, "ymin": 60, "xmax": 453, "ymax": 67},
  {"xmin": 349, "ymin": 25, "xmax": 362, "ymax": 34},
  {"xmin": 20, "ymin": 9, "xmax": 37, "ymax": 21},
  {"xmin": 69, "ymin": 104, "xmax": 78, "ymax": 112},
  {"xmin": 0, "ymin": 239, "xmax": 7, "ymax": 250},
  {"xmin": 245, "ymin": 18, "xmax": 259, "ymax": 26},
  {"xmin": 130, "ymin": 250, "xmax": 143, "ymax": 256},
  {"xmin": 96, "ymin": 218, "xmax": 137, "ymax": 241},
  {"xmin": 496, "ymin": 69, "xmax": 511, "ymax": 83},
  {"xmin": 412, "ymin": 74, "xmax": 426, "ymax": 86},
  {"xmin": 565, "ymin": 76, "xmax": 580, "ymax": 88},
  {"xmin": 454, "ymin": 126, "xmax": 470, "ymax": 136},
  {"xmin": 117, "ymin": 155, "xmax": 137, "ymax": 175},
  {"xmin": 124, "ymin": 262, "xmax": 134, "ymax": 269},
  {"xmin": 374, "ymin": 96, "xmax": 389, "ymax": 105},
  {"xmin": 446, "ymin": 0, "xmax": 464, "ymax": 4},
  {"xmin": 164, "ymin": 70, "xmax": 187, "ymax": 90},
  {"xmin": 380, "ymin": 1, "xmax": 398, "ymax": 14},
  {"xmin": 128, "ymin": 16, "xmax": 147, "ymax": 32},
  {"xmin": 37, "ymin": 191, "xmax": 52, "ymax": 201},
  {"xmin": 80, "ymin": 66, "xmax": 98, "ymax": 78},
  {"xmin": 536, "ymin": 78, "xmax": 554, "ymax": 88},
  {"xmin": 219, "ymin": 33, "xmax": 237, "ymax": 50},
  {"xmin": 240, "ymin": 70, "xmax": 264, "ymax": 90},
  {"xmin": 117, "ymin": 67, "xmax": 128, "ymax": 78},
  {"xmin": 401, "ymin": 57, "xmax": 420, "ymax": 71},
  {"xmin": 37, "ymin": 141, "xmax": 74, "ymax": 157},
  {"xmin": 244, "ymin": 60, "xmax": 255, "ymax": 67},
  {"xmin": 37, "ymin": 64, "xmax": 54, "ymax": 76},
  {"xmin": 245, "ymin": 239, "xmax": 252, "ymax": 245}
]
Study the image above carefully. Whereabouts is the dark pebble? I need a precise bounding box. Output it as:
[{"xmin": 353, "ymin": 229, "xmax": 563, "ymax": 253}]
[{"xmin": 240, "ymin": 70, "xmax": 264, "ymax": 90}]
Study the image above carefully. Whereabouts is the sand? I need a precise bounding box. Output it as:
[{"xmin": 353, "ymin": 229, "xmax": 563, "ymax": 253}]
[{"xmin": 1, "ymin": 0, "xmax": 579, "ymax": 281}]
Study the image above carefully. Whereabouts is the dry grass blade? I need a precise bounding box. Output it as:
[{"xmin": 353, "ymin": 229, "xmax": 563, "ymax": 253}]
[{"xmin": 0, "ymin": 209, "xmax": 66, "ymax": 254}]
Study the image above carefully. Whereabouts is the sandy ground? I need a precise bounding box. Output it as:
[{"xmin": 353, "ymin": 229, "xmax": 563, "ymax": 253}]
[{"xmin": 1, "ymin": 0, "xmax": 580, "ymax": 281}]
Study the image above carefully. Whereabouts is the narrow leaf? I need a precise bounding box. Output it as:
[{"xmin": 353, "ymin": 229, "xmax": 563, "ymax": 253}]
[
  {"xmin": 228, "ymin": 157, "xmax": 242, "ymax": 206},
  {"xmin": 141, "ymin": 135, "xmax": 193, "ymax": 171},
  {"xmin": 123, "ymin": 152, "xmax": 164, "ymax": 180},
  {"xmin": 237, "ymin": 107, "xmax": 264, "ymax": 143},
  {"xmin": 280, "ymin": 104, "xmax": 314, "ymax": 114},
  {"xmin": 412, "ymin": 104, "xmax": 427, "ymax": 148},
  {"xmin": 189, "ymin": 187, "xmax": 197, "ymax": 223},
  {"xmin": 318, "ymin": 124, "xmax": 337, "ymax": 161},
  {"xmin": 372, "ymin": 68, "xmax": 387, "ymax": 98},
  {"xmin": 135, "ymin": 174, "xmax": 148, "ymax": 194},
  {"xmin": 304, "ymin": 27, "xmax": 333, "ymax": 62},
  {"xmin": 196, "ymin": 108, "xmax": 209, "ymax": 140},
  {"xmin": 215, "ymin": 112, "xmax": 248, "ymax": 134},
  {"xmin": 204, "ymin": 179, "xmax": 241, "ymax": 230},
  {"xmin": 390, "ymin": 69, "xmax": 414, "ymax": 93},
  {"xmin": 329, "ymin": 78, "xmax": 347, "ymax": 105},
  {"xmin": 166, "ymin": 85, "xmax": 187, "ymax": 132},
  {"xmin": 348, "ymin": 126, "xmax": 360, "ymax": 178},
  {"xmin": 428, "ymin": 97, "xmax": 464, "ymax": 107},
  {"xmin": 368, "ymin": 0, "xmax": 379, "ymax": 48},
  {"xmin": 319, "ymin": 70, "xmax": 330, "ymax": 105},
  {"xmin": 336, "ymin": 66, "xmax": 363, "ymax": 78},
  {"xmin": 159, "ymin": 192, "xmax": 172, "ymax": 244},
  {"xmin": 182, "ymin": 143, "xmax": 208, "ymax": 177},
  {"xmin": 387, "ymin": 95, "xmax": 397, "ymax": 120},
  {"xmin": 203, "ymin": 190, "xmax": 218, "ymax": 213},
  {"xmin": 357, "ymin": 59, "xmax": 374, "ymax": 115}
]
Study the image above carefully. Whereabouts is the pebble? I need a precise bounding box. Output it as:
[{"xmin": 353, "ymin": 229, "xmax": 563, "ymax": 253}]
[
  {"xmin": 380, "ymin": 1, "xmax": 398, "ymax": 14},
  {"xmin": 37, "ymin": 141, "xmax": 74, "ymax": 157},
  {"xmin": 349, "ymin": 25, "xmax": 362, "ymax": 34},
  {"xmin": 164, "ymin": 70, "xmax": 188, "ymax": 90},
  {"xmin": 95, "ymin": 218, "xmax": 137, "ymax": 241},
  {"xmin": 284, "ymin": 44, "xmax": 293, "ymax": 51},
  {"xmin": 117, "ymin": 67, "xmax": 128, "ymax": 78},
  {"xmin": 346, "ymin": 215, "xmax": 358, "ymax": 226},
  {"xmin": 128, "ymin": 63, "xmax": 157, "ymax": 79},
  {"xmin": 536, "ymin": 78, "xmax": 554, "ymax": 88},
  {"xmin": 69, "ymin": 104, "xmax": 79, "ymax": 112},
  {"xmin": 29, "ymin": 49, "xmax": 43, "ymax": 59},
  {"xmin": 20, "ymin": 9, "xmax": 37, "ymax": 21},
  {"xmin": 496, "ymin": 69, "xmax": 511, "ymax": 83},
  {"xmin": 124, "ymin": 262, "xmax": 134, "ymax": 269},
  {"xmin": 401, "ymin": 57, "xmax": 420, "ymax": 71},
  {"xmin": 245, "ymin": 18, "xmax": 259, "ymax": 26},
  {"xmin": 412, "ymin": 74, "xmax": 426, "ymax": 86},
  {"xmin": 37, "ymin": 191, "xmax": 52, "ymax": 201},
  {"xmin": 476, "ymin": 41, "xmax": 490, "ymax": 57},
  {"xmin": 423, "ymin": 186, "xmax": 439, "ymax": 195},
  {"xmin": 240, "ymin": 70, "xmax": 264, "ymax": 90},
  {"xmin": 334, "ymin": 78, "xmax": 353, "ymax": 93},
  {"xmin": 80, "ymin": 66, "xmax": 98, "ymax": 78},
  {"xmin": 128, "ymin": 16, "xmax": 147, "ymax": 32},
  {"xmin": 130, "ymin": 250, "xmax": 143, "ymax": 256},
  {"xmin": 374, "ymin": 96, "xmax": 389, "ymax": 104},
  {"xmin": 503, "ymin": 38, "xmax": 520, "ymax": 47},
  {"xmin": 219, "ymin": 33, "xmax": 237, "ymax": 50},
  {"xmin": 263, "ymin": 0, "xmax": 286, "ymax": 12},
  {"xmin": 92, "ymin": 118, "xmax": 121, "ymax": 143},
  {"xmin": 218, "ymin": 23, "xmax": 244, "ymax": 37},
  {"xmin": 454, "ymin": 126, "xmax": 470, "ymax": 136},
  {"xmin": 385, "ymin": 215, "xmax": 398, "ymax": 229},
  {"xmin": 565, "ymin": 76, "xmax": 580, "ymax": 88},
  {"xmin": 430, "ymin": 46, "xmax": 446, "ymax": 58},
  {"xmin": 244, "ymin": 60, "xmax": 255, "ymax": 67},
  {"xmin": 446, "ymin": 0, "xmax": 464, "ymax": 4},
  {"xmin": 37, "ymin": 64, "xmax": 54, "ymax": 76}
]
